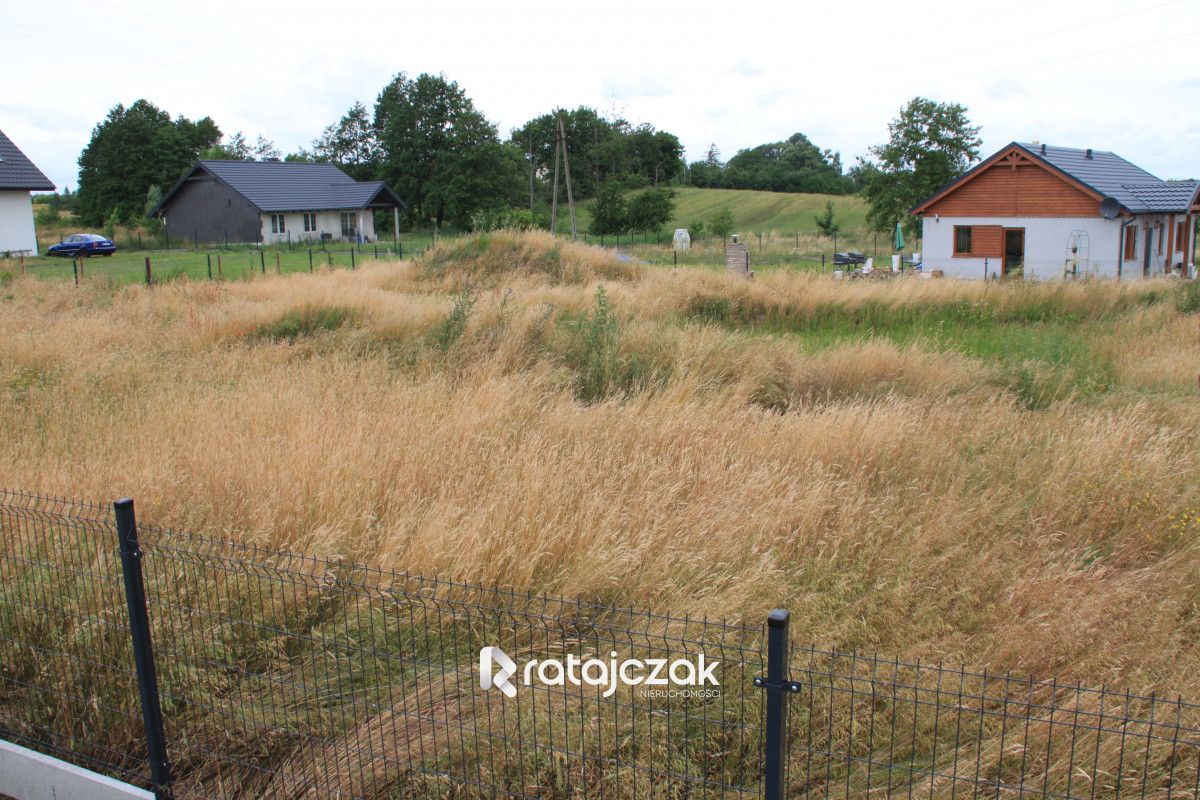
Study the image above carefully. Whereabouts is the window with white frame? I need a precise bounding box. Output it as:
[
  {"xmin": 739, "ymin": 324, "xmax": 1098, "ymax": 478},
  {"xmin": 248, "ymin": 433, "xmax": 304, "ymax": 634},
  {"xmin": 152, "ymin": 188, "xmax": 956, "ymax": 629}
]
[
  {"xmin": 270, "ymin": 214, "xmax": 285, "ymax": 234},
  {"xmin": 303, "ymin": 212, "xmax": 318, "ymax": 232},
  {"xmin": 340, "ymin": 212, "xmax": 357, "ymax": 238}
]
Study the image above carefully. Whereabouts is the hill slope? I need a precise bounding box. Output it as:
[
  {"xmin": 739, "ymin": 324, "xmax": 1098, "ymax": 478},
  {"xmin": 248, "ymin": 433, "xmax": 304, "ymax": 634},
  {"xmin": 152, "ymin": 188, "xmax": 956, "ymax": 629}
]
[{"xmin": 555, "ymin": 187, "xmax": 870, "ymax": 235}]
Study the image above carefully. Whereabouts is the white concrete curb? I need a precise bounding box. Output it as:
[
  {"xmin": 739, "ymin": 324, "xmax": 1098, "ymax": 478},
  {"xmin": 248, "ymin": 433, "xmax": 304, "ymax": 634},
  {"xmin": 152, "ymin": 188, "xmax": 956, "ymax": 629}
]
[{"xmin": 0, "ymin": 738, "xmax": 153, "ymax": 800}]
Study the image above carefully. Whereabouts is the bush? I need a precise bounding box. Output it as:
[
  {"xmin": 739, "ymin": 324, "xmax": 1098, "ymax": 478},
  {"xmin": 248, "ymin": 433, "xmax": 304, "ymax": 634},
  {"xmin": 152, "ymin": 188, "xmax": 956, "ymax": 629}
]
[
  {"xmin": 558, "ymin": 286, "xmax": 654, "ymax": 403},
  {"xmin": 469, "ymin": 207, "xmax": 535, "ymax": 232},
  {"xmin": 34, "ymin": 206, "xmax": 61, "ymax": 227},
  {"xmin": 590, "ymin": 183, "xmax": 629, "ymax": 236},
  {"xmin": 427, "ymin": 289, "xmax": 477, "ymax": 350},
  {"xmin": 626, "ymin": 188, "xmax": 676, "ymax": 233}
]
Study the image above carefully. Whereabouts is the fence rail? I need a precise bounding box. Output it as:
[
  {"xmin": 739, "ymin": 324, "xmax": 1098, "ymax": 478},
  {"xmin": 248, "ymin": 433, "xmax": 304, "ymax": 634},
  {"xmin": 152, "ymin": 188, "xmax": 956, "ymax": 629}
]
[{"xmin": 2, "ymin": 489, "xmax": 1199, "ymax": 799}]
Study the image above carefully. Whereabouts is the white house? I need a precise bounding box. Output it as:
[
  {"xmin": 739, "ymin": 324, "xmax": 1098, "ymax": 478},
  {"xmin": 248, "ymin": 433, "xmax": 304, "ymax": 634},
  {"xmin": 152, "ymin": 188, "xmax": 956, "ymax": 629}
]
[
  {"xmin": 913, "ymin": 143, "xmax": 1199, "ymax": 280},
  {"xmin": 0, "ymin": 129, "xmax": 54, "ymax": 256},
  {"xmin": 149, "ymin": 160, "xmax": 405, "ymax": 246}
]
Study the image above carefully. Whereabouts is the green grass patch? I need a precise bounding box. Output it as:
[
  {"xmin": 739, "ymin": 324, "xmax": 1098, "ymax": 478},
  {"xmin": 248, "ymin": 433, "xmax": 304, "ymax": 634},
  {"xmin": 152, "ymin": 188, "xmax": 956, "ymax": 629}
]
[{"xmin": 253, "ymin": 305, "xmax": 359, "ymax": 341}]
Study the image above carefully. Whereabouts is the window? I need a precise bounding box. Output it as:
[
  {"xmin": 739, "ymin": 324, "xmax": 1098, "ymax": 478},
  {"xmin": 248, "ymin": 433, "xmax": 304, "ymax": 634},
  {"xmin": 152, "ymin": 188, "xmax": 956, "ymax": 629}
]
[
  {"xmin": 1157, "ymin": 223, "xmax": 1164, "ymax": 256},
  {"xmin": 270, "ymin": 214, "xmax": 285, "ymax": 234},
  {"xmin": 1123, "ymin": 226, "xmax": 1137, "ymax": 261},
  {"xmin": 340, "ymin": 212, "xmax": 357, "ymax": 238},
  {"xmin": 953, "ymin": 226, "xmax": 972, "ymax": 255},
  {"xmin": 303, "ymin": 212, "xmax": 318, "ymax": 232},
  {"xmin": 1179, "ymin": 221, "xmax": 1188, "ymax": 253}
]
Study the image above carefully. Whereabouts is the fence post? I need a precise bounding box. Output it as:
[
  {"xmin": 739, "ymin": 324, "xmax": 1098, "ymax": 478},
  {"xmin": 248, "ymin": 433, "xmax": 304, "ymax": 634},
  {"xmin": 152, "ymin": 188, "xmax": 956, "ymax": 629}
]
[
  {"xmin": 755, "ymin": 609, "xmax": 799, "ymax": 800},
  {"xmin": 350, "ymin": 247, "xmax": 356, "ymax": 270},
  {"xmin": 399, "ymin": 241, "xmax": 403, "ymax": 260},
  {"xmin": 73, "ymin": 256, "xmax": 79, "ymax": 286},
  {"xmin": 308, "ymin": 249, "xmax": 313, "ymax": 272},
  {"xmin": 144, "ymin": 257, "xmax": 152, "ymax": 287},
  {"xmin": 206, "ymin": 253, "xmax": 212, "ymax": 280},
  {"xmin": 259, "ymin": 249, "xmax": 265, "ymax": 274},
  {"xmin": 114, "ymin": 498, "xmax": 173, "ymax": 800}
]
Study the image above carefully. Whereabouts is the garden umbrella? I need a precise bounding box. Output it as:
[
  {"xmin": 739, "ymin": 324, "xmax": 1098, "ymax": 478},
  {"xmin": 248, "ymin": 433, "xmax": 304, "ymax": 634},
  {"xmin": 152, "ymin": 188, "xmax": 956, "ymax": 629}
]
[{"xmin": 894, "ymin": 222, "xmax": 905, "ymax": 252}]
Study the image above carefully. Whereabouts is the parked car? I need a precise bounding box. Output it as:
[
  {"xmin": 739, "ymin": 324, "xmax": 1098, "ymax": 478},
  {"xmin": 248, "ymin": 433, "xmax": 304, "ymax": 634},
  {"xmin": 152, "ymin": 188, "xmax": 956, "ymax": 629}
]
[{"xmin": 47, "ymin": 233, "xmax": 117, "ymax": 258}]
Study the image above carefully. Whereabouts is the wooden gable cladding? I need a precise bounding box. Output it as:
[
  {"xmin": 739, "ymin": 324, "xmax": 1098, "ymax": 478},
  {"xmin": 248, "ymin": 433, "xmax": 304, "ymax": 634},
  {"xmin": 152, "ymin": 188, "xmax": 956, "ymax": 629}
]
[{"xmin": 920, "ymin": 147, "xmax": 1101, "ymax": 218}]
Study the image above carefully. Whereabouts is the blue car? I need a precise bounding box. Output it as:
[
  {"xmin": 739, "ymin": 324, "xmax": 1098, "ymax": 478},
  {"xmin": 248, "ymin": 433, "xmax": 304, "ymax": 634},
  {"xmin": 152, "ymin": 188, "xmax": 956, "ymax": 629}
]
[{"xmin": 47, "ymin": 233, "xmax": 117, "ymax": 257}]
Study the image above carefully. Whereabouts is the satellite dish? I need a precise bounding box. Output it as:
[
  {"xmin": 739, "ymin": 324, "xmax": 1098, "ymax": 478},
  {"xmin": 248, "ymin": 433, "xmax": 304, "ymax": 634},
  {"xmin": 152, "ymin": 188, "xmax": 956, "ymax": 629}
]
[{"xmin": 1099, "ymin": 197, "xmax": 1121, "ymax": 220}]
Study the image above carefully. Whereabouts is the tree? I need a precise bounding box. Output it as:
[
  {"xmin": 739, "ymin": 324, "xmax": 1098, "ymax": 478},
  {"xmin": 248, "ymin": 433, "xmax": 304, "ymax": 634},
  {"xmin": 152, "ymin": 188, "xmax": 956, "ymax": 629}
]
[
  {"xmin": 204, "ymin": 131, "xmax": 281, "ymax": 161},
  {"xmin": 723, "ymin": 133, "xmax": 853, "ymax": 194},
  {"xmin": 252, "ymin": 135, "xmax": 280, "ymax": 161},
  {"xmin": 77, "ymin": 100, "xmax": 221, "ymax": 225},
  {"xmin": 204, "ymin": 131, "xmax": 249, "ymax": 160},
  {"xmin": 311, "ymin": 102, "xmax": 380, "ymax": 180},
  {"xmin": 374, "ymin": 72, "xmax": 522, "ymax": 228},
  {"xmin": 814, "ymin": 201, "xmax": 841, "ymax": 238},
  {"xmin": 626, "ymin": 187, "xmax": 676, "ymax": 232},
  {"xmin": 590, "ymin": 182, "xmax": 629, "ymax": 235},
  {"xmin": 688, "ymin": 143, "xmax": 724, "ymax": 187},
  {"xmin": 510, "ymin": 108, "xmax": 684, "ymax": 203},
  {"xmin": 709, "ymin": 207, "xmax": 735, "ymax": 244},
  {"xmin": 859, "ymin": 96, "xmax": 982, "ymax": 236}
]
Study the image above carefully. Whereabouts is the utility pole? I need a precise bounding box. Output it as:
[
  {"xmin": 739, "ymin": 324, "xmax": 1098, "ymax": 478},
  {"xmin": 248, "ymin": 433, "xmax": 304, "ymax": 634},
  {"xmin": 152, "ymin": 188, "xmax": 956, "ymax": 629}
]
[{"xmin": 558, "ymin": 116, "xmax": 577, "ymax": 239}]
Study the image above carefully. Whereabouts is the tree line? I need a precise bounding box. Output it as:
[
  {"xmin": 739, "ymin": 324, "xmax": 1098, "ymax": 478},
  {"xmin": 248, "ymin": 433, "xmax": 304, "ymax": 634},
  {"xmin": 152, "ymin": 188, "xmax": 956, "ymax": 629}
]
[{"xmin": 70, "ymin": 72, "xmax": 983, "ymax": 240}]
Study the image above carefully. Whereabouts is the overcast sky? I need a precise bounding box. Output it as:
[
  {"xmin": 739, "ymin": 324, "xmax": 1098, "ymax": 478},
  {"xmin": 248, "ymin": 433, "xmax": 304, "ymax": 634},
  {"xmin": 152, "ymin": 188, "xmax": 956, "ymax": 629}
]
[{"xmin": 4, "ymin": 0, "xmax": 1198, "ymax": 192}]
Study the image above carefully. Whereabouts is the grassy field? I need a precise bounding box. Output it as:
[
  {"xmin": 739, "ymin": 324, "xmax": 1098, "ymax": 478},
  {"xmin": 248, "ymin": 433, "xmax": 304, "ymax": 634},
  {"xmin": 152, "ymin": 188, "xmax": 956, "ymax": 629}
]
[
  {"xmin": 3, "ymin": 230, "xmax": 1200, "ymax": 795},
  {"xmin": 554, "ymin": 186, "xmax": 873, "ymax": 240}
]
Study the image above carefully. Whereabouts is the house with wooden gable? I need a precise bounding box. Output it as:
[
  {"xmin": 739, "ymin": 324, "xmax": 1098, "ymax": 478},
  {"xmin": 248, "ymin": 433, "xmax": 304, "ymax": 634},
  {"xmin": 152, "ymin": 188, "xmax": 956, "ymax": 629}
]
[
  {"xmin": 150, "ymin": 160, "xmax": 405, "ymax": 246},
  {"xmin": 0, "ymin": 128, "xmax": 55, "ymax": 256},
  {"xmin": 913, "ymin": 142, "xmax": 1199, "ymax": 280}
]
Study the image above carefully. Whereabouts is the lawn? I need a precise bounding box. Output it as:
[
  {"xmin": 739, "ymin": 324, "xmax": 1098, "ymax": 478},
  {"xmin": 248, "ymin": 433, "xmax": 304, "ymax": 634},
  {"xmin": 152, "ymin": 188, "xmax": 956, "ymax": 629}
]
[{"xmin": 554, "ymin": 186, "xmax": 873, "ymax": 240}]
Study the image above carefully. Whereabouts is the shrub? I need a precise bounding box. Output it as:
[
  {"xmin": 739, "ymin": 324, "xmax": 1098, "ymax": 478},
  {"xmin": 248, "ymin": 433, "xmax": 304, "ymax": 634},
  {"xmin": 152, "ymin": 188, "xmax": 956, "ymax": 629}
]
[
  {"xmin": 557, "ymin": 286, "xmax": 655, "ymax": 403},
  {"xmin": 427, "ymin": 288, "xmax": 477, "ymax": 350}
]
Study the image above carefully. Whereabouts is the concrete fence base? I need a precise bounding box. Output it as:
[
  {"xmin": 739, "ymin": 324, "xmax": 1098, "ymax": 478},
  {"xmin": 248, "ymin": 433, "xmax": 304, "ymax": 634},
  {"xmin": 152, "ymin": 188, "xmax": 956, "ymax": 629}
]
[{"xmin": 0, "ymin": 739, "xmax": 152, "ymax": 800}]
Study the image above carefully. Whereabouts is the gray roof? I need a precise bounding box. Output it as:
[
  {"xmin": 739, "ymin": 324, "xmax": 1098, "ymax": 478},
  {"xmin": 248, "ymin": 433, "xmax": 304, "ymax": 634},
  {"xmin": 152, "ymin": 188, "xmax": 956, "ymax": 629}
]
[
  {"xmin": 158, "ymin": 160, "xmax": 404, "ymax": 214},
  {"xmin": 0, "ymin": 128, "xmax": 54, "ymax": 191},
  {"xmin": 1017, "ymin": 143, "xmax": 1198, "ymax": 213}
]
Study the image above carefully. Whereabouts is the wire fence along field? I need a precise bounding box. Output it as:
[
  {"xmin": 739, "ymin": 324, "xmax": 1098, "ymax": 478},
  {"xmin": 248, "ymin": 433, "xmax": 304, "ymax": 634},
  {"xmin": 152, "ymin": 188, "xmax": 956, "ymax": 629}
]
[
  {"xmin": 2, "ymin": 243, "xmax": 431, "ymax": 287},
  {"xmin": 2, "ymin": 489, "xmax": 1200, "ymax": 799}
]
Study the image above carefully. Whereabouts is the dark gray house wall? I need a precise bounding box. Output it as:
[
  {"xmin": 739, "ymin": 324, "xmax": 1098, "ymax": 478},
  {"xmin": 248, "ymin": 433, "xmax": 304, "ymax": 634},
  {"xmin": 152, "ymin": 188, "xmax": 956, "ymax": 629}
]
[{"xmin": 161, "ymin": 171, "xmax": 260, "ymax": 244}]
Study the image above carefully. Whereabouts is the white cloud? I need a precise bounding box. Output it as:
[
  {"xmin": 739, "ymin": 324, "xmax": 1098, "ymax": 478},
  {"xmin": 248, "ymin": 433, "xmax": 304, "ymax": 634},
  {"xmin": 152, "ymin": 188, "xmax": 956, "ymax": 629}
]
[{"xmin": 2, "ymin": 0, "xmax": 1196, "ymax": 190}]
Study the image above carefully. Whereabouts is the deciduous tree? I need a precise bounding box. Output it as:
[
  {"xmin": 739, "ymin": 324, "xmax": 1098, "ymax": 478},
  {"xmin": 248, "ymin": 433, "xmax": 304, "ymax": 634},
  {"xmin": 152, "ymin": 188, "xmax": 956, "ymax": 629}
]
[
  {"xmin": 77, "ymin": 100, "xmax": 220, "ymax": 225},
  {"xmin": 374, "ymin": 72, "xmax": 521, "ymax": 228},
  {"xmin": 859, "ymin": 96, "xmax": 982, "ymax": 236}
]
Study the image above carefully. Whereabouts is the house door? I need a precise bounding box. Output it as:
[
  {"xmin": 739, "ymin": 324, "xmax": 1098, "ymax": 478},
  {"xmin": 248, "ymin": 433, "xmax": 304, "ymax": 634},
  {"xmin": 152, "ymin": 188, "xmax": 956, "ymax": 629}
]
[
  {"xmin": 1143, "ymin": 226, "xmax": 1153, "ymax": 276},
  {"xmin": 1003, "ymin": 228, "xmax": 1025, "ymax": 278}
]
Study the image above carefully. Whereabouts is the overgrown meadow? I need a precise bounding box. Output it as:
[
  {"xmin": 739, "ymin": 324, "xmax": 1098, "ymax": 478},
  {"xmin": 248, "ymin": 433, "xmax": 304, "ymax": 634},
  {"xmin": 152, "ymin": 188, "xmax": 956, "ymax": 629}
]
[{"xmin": 3, "ymin": 230, "xmax": 1200, "ymax": 796}]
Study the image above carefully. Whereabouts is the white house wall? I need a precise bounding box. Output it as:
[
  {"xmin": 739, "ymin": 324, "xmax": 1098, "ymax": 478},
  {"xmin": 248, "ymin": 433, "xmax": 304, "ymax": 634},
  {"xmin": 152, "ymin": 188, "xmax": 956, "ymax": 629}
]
[
  {"xmin": 0, "ymin": 191, "xmax": 38, "ymax": 256},
  {"xmin": 921, "ymin": 215, "xmax": 1131, "ymax": 280},
  {"xmin": 259, "ymin": 210, "xmax": 378, "ymax": 244}
]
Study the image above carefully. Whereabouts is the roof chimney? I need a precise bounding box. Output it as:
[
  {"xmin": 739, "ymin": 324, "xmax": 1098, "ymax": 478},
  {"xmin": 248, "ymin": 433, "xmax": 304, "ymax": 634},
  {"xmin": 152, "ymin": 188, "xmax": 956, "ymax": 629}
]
[
  {"xmin": 1040, "ymin": 143, "xmax": 1047, "ymax": 155},
  {"xmin": 1085, "ymin": 148, "xmax": 1093, "ymax": 159}
]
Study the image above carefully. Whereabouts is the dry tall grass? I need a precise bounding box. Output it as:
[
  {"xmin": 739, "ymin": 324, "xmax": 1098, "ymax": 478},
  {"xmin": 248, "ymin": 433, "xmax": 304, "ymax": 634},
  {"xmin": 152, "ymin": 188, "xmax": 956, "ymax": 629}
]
[{"xmin": 3, "ymin": 233, "xmax": 1200, "ymax": 794}]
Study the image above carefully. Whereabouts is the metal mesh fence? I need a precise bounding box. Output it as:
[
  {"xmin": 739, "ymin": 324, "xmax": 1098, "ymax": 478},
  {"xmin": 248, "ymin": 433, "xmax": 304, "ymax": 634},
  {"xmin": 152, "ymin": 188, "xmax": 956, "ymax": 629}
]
[
  {"xmin": 3, "ymin": 488, "xmax": 1200, "ymax": 799},
  {"xmin": 787, "ymin": 649, "xmax": 1200, "ymax": 799}
]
